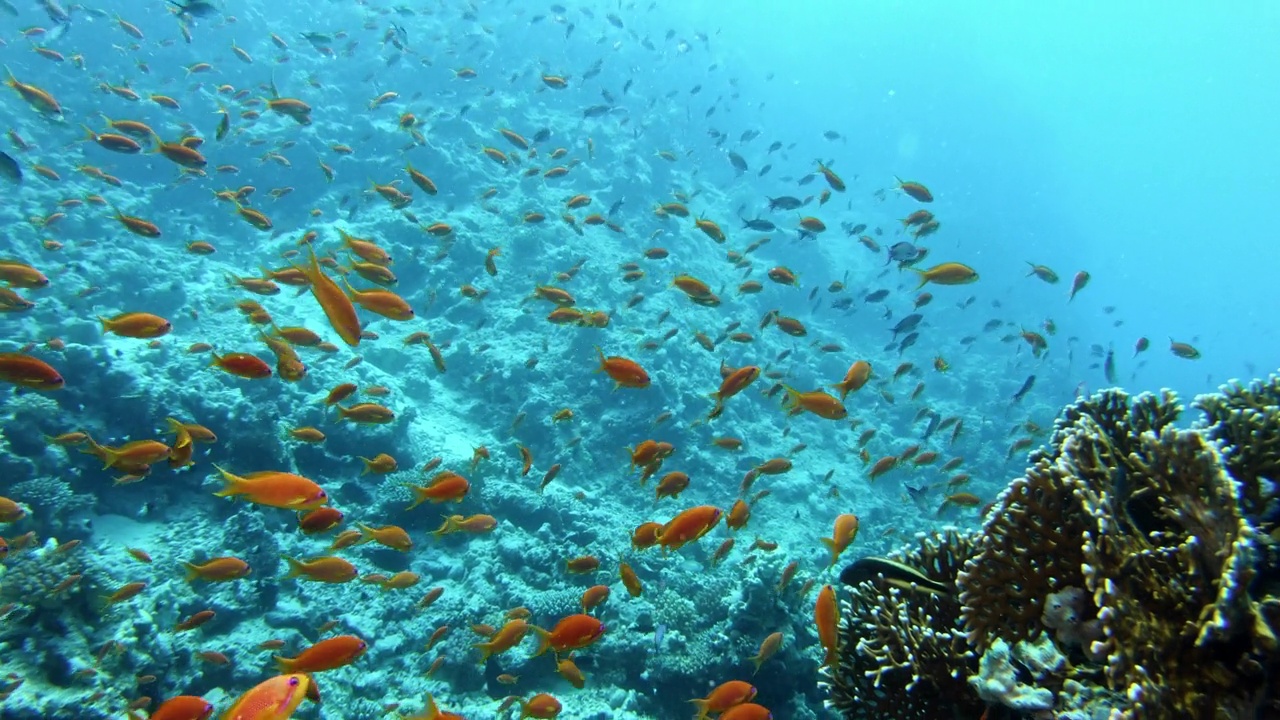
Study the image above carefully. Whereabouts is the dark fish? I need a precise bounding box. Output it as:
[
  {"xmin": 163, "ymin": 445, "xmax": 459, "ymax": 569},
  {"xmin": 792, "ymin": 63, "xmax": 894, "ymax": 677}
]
[
  {"xmin": 41, "ymin": 0, "xmax": 70, "ymax": 22},
  {"xmin": 740, "ymin": 217, "xmax": 775, "ymax": 231},
  {"xmin": 831, "ymin": 297, "xmax": 853, "ymax": 310},
  {"xmin": 608, "ymin": 199, "xmax": 624, "ymax": 216},
  {"xmin": 606, "ymin": 13, "xmax": 623, "ymax": 28},
  {"xmin": 582, "ymin": 105, "xmax": 612, "ymax": 119},
  {"xmin": 0, "ymin": 151, "xmax": 21, "ymax": 185},
  {"xmin": 767, "ymin": 141, "xmax": 782, "ymax": 153},
  {"xmin": 922, "ymin": 414, "xmax": 940, "ymax": 440},
  {"xmin": 622, "ymin": 79, "xmax": 633, "ymax": 93},
  {"xmin": 0, "ymin": 0, "xmax": 16, "ymax": 15},
  {"xmin": 601, "ymin": 89, "xmax": 615, "ymax": 103},
  {"xmin": 757, "ymin": 164, "xmax": 771, "ymax": 177},
  {"xmin": 797, "ymin": 173, "xmax": 816, "ymax": 186},
  {"xmin": 840, "ymin": 557, "xmax": 949, "ymax": 595},
  {"xmin": 727, "ymin": 152, "xmax": 748, "ymax": 173},
  {"xmin": 767, "ymin": 195, "xmax": 803, "ymax": 211},
  {"xmin": 300, "ymin": 32, "xmax": 333, "ymax": 47},
  {"xmin": 823, "ymin": 130, "xmax": 842, "ymax": 140},
  {"xmin": 390, "ymin": 23, "xmax": 409, "ymax": 48},
  {"xmin": 739, "ymin": 129, "xmax": 759, "ymax": 142},
  {"xmin": 897, "ymin": 332, "xmax": 919, "ymax": 355},
  {"xmin": 886, "ymin": 241, "xmax": 921, "ymax": 264},
  {"xmin": 1104, "ymin": 349, "xmax": 1116, "ymax": 384},
  {"xmin": 904, "ymin": 484, "xmax": 930, "ymax": 503},
  {"xmin": 982, "ymin": 319, "xmax": 1003, "ymax": 332},
  {"xmin": 168, "ymin": 0, "xmax": 218, "ymax": 18},
  {"xmin": 891, "ymin": 314, "xmax": 922, "ymax": 339},
  {"xmin": 1011, "ymin": 375, "xmax": 1035, "ymax": 403},
  {"xmin": 864, "ymin": 289, "xmax": 889, "ymax": 303},
  {"xmin": 690, "ymin": 84, "xmax": 702, "ymax": 95},
  {"xmin": 532, "ymin": 128, "xmax": 551, "ymax": 143}
]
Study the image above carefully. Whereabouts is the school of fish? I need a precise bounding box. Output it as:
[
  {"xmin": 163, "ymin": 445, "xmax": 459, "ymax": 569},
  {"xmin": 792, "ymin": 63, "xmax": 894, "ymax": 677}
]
[{"xmin": 0, "ymin": 0, "xmax": 1207, "ymax": 719}]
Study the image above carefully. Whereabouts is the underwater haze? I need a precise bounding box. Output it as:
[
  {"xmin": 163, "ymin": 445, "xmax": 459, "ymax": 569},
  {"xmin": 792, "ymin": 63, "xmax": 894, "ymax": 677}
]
[{"xmin": 0, "ymin": 0, "xmax": 1277, "ymax": 718}]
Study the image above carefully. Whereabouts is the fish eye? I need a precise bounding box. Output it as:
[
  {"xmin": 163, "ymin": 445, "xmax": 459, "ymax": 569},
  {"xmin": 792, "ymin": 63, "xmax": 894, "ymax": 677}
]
[{"xmin": 288, "ymin": 677, "xmax": 300, "ymax": 687}]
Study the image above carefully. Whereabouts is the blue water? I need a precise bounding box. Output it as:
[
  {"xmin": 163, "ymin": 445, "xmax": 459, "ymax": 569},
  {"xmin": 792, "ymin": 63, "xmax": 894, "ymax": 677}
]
[{"xmin": 0, "ymin": 1, "xmax": 1276, "ymax": 718}]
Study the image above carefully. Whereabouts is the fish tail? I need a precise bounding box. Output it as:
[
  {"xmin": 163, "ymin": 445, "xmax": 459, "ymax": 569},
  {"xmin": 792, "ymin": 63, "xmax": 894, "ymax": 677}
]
[
  {"xmin": 272, "ymin": 654, "xmax": 294, "ymax": 672},
  {"xmin": 181, "ymin": 562, "xmax": 201, "ymax": 582},
  {"xmin": 96, "ymin": 315, "xmax": 112, "ymax": 334},
  {"xmin": 593, "ymin": 346, "xmax": 606, "ymax": 372},
  {"xmin": 332, "ymin": 406, "xmax": 348, "ymax": 424},
  {"xmin": 819, "ymin": 538, "xmax": 837, "ymax": 568},
  {"xmin": 282, "ymin": 555, "xmax": 306, "ymax": 579},
  {"xmin": 471, "ymin": 640, "xmax": 494, "ymax": 664},
  {"xmin": 688, "ymin": 699, "xmax": 712, "ymax": 720},
  {"xmin": 910, "ymin": 268, "xmax": 929, "ymax": 290},
  {"xmin": 531, "ymin": 626, "xmax": 552, "ymax": 657},
  {"xmin": 210, "ymin": 464, "xmax": 242, "ymax": 497},
  {"xmin": 403, "ymin": 485, "xmax": 427, "ymax": 511},
  {"xmin": 355, "ymin": 522, "xmax": 375, "ymax": 542}
]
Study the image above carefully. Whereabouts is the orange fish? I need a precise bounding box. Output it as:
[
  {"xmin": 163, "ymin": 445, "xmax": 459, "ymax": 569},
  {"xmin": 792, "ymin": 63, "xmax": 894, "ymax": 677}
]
[
  {"xmin": 473, "ymin": 619, "xmax": 530, "ymax": 663},
  {"xmin": 295, "ymin": 243, "xmax": 361, "ymax": 346},
  {"xmin": 595, "ymin": 347, "xmax": 650, "ymax": 389},
  {"xmin": 431, "ymin": 514, "xmax": 497, "ymax": 537},
  {"xmin": 81, "ymin": 436, "xmax": 170, "ymax": 470},
  {"xmin": 0, "ymin": 353, "xmax": 63, "ymax": 390},
  {"xmin": 212, "ymin": 466, "xmax": 328, "ymax": 511},
  {"xmin": 631, "ymin": 521, "xmax": 662, "ymax": 550},
  {"xmin": 831, "ymin": 360, "xmax": 871, "ymax": 400},
  {"xmin": 0, "ymin": 495, "xmax": 26, "ymax": 523},
  {"xmin": 532, "ymin": 614, "xmax": 605, "ymax": 657},
  {"xmin": 357, "ymin": 523, "xmax": 412, "ymax": 552},
  {"xmin": 405, "ymin": 471, "xmax": 470, "ymax": 508},
  {"xmin": 284, "ymin": 555, "xmax": 358, "ymax": 583},
  {"xmin": 341, "ymin": 277, "xmax": 414, "ymax": 320},
  {"xmin": 220, "ymin": 674, "xmax": 318, "ymax": 720},
  {"xmin": 720, "ymin": 703, "xmax": 773, "ymax": 720},
  {"xmin": 820, "ymin": 514, "xmax": 859, "ymax": 568},
  {"xmin": 815, "ymin": 584, "xmax": 840, "ymax": 668},
  {"xmin": 275, "ymin": 634, "xmax": 368, "ymax": 673},
  {"xmin": 780, "ymin": 386, "xmax": 847, "ymax": 420},
  {"xmin": 709, "ymin": 365, "xmax": 760, "ymax": 416},
  {"xmin": 657, "ymin": 505, "xmax": 722, "ymax": 552},
  {"xmin": 183, "ymin": 557, "xmax": 251, "ymax": 582},
  {"xmin": 690, "ymin": 680, "xmax": 757, "ymax": 720},
  {"xmin": 335, "ymin": 403, "xmax": 395, "ymax": 424},
  {"xmin": 298, "ymin": 507, "xmax": 344, "ymax": 534},
  {"xmin": 748, "ymin": 632, "xmax": 783, "ymax": 674},
  {"xmin": 519, "ymin": 693, "xmax": 562, "ymax": 719},
  {"xmin": 99, "ymin": 312, "xmax": 171, "ymax": 339},
  {"xmin": 148, "ymin": 695, "xmax": 214, "ymax": 720},
  {"xmin": 210, "ymin": 351, "xmax": 272, "ymax": 379}
]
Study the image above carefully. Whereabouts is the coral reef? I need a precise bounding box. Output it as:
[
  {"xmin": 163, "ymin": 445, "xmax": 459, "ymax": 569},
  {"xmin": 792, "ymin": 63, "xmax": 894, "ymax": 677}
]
[
  {"xmin": 824, "ymin": 529, "xmax": 984, "ymax": 719},
  {"xmin": 828, "ymin": 380, "xmax": 1280, "ymax": 719}
]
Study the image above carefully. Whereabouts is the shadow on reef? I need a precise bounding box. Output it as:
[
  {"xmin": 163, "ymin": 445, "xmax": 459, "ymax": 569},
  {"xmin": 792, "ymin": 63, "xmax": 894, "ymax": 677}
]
[{"xmin": 824, "ymin": 375, "xmax": 1280, "ymax": 720}]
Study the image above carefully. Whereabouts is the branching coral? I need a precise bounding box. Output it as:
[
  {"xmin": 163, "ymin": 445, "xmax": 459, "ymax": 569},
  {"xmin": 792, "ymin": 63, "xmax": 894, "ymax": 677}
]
[{"xmin": 828, "ymin": 377, "xmax": 1280, "ymax": 720}]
